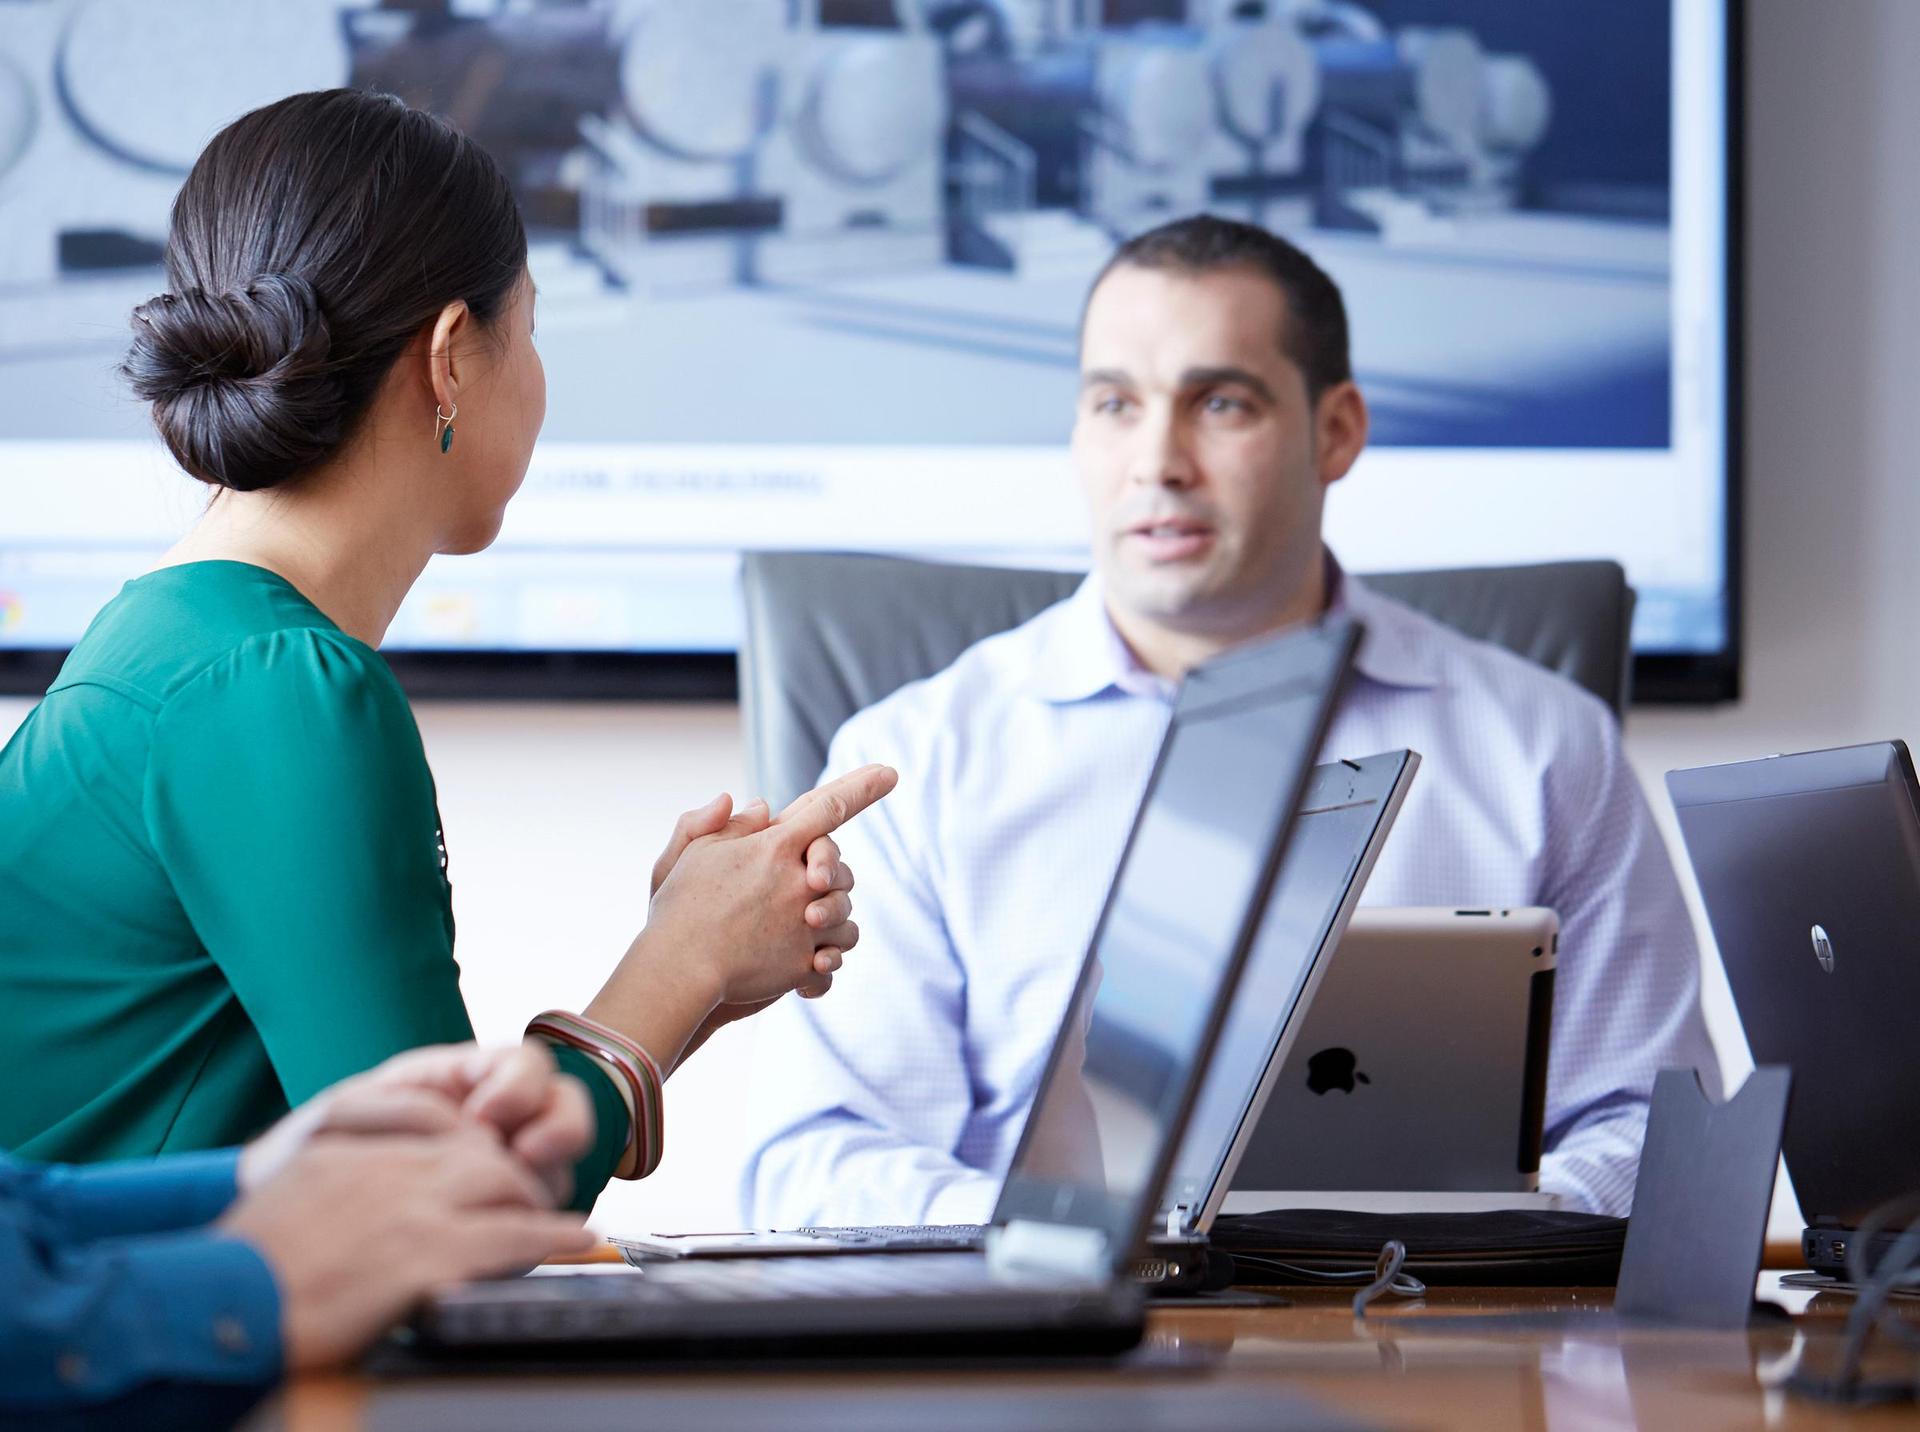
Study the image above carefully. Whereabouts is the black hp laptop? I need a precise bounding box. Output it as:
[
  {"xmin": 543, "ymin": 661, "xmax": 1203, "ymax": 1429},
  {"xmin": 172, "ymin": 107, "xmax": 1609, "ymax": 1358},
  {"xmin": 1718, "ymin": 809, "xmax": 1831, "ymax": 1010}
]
[
  {"xmin": 410, "ymin": 616, "xmax": 1360, "ymax": 1358},
  {"xmin": 614, "ymin": 748, "xmax": 1418, "ymax": 1267},
  {"xmin": 1668, "ymin": 741, "xmax": 1920, "ymax": 1280}
]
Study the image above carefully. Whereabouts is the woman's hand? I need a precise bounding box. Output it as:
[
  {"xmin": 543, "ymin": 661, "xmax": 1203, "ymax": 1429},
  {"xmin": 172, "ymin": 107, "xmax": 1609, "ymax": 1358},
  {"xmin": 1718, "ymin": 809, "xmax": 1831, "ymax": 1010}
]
[
  {"xmin": 649, "ymin": 764, "xmax": 893, "ymax": 1005},
  {"xmin": 585, "ymin": 765, "xmax": 897, "ymax": 1072},
  {"xmin": 650, "ymin": 792, "xmax": 855, "ymax": 1067},
  {"xmin": 654, "ymin": 797, "xmax": 835, "ymax": 1065},
  {"xmin": 649, "ymin": 792, "xmax": 856, "ymax": 981}
]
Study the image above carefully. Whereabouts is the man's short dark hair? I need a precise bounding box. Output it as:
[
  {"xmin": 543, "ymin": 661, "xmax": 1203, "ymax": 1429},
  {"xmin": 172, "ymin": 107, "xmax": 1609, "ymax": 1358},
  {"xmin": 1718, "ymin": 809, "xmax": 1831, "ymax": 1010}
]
[{"xmin": 1087, "ymin": 214, "xmax": 1353, "ymax": 401}]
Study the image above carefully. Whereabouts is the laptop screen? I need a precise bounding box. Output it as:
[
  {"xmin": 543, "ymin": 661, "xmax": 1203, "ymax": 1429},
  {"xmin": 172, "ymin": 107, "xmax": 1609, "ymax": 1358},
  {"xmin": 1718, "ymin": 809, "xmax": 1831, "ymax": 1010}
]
[
  {"xmin": 992, "ymin": 619, "xmax": 1357, "ymax": 1262},
  {"xmin": 1158, "ymin": 750, "xmax": 1414, "ymax": 1223},
  {"xmin": 1669, "ymin": 741, "xmax": 1920, "ymax": 1227}
]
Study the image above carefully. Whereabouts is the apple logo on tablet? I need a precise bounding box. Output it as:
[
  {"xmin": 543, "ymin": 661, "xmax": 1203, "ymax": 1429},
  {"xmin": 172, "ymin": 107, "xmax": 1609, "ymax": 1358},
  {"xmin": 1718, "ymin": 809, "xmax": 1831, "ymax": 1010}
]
[{"xmin": 1306, "ymin": 1047, "xmax": 1370, "ymax": 1095}]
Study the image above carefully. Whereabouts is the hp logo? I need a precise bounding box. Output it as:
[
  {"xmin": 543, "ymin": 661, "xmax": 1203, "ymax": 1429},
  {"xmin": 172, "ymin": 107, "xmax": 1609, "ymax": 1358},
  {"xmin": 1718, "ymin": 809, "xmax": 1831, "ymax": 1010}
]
[{"xmin": 1811, "ymin": 924, "xmax": 1836, "ymax": 974}]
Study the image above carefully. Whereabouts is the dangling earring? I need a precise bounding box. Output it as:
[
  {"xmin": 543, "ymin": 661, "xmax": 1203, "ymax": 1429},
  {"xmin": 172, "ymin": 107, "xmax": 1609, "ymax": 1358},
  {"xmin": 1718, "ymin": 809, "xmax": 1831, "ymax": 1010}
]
[{"xmin": 435, "ymin": 403, "xmax": 458, "ymax": 454}]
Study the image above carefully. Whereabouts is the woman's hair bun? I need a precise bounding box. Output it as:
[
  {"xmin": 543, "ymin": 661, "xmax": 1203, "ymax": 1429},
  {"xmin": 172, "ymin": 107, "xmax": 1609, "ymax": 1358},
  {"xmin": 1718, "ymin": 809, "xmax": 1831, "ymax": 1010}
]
[
  {"xmin": 123, "ymin": 272, "xmax": 346, "ymax": 492},
  {"xmin": 123, "ymin": 90, "xmax": 528, "ymax": 492}
]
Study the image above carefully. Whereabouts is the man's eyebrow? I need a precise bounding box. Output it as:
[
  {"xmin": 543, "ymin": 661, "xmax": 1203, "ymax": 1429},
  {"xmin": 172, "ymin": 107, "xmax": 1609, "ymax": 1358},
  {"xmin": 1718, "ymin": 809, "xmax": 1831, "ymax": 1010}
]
[
  {"xmin": 1180, "ymin": 366, "xmax": 1276, "ymax": 403},
  {"xmin": 1080, "ymin": 367, "xmax": 1131, "ymax": 390}
]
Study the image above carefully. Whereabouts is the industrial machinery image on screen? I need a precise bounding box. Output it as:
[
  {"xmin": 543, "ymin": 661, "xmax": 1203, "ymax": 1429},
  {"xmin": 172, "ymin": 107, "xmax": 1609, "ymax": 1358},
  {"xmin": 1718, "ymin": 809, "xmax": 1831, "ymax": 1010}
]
[
  {"xmin": 0, "ymin": 0, "xmax": 1729, "ymax": 669},
  {"xmin": 1, "ymin": 0, "xmax": 1667, "ymax": 450}
]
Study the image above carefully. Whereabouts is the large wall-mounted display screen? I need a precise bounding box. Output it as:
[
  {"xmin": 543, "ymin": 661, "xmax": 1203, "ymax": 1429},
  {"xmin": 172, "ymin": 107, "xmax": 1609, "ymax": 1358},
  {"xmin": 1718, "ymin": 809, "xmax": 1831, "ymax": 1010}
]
[{"xmin": 0, "ymin": 0, "xmax": 1736, "ymax": 698}]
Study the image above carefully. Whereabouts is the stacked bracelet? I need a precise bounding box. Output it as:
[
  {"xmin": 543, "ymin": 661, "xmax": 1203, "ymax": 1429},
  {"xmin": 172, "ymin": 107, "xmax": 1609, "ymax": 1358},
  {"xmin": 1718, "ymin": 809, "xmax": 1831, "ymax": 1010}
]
[{"xmin": 525, "ymin": 1010, "xmax": 664, "ymax": 1180}]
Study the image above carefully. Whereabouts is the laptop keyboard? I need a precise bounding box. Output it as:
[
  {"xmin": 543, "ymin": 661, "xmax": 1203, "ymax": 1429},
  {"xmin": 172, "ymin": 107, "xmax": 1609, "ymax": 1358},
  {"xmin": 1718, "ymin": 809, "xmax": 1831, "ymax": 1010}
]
[
  {"xmin": 791, "ymin": 1223, "xmax": 987, "ymax": 1247},
  {"xmin": 459, "ymin": 1254, "xmax": 1009, "ymax": 1307},
  {"xmin": 663, "ymin": 1255, "xmax": 1005, "ymax": 1299},
  {"xmin": 423, "ymin": 1254, "xmax": 1139, "ymax": 1350}
]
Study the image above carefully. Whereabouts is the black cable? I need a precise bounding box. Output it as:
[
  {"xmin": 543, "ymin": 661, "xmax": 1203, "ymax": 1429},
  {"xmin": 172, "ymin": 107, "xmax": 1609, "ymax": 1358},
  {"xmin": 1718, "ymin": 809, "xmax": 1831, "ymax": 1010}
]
[
  {"xmin": 1224, "ymin": 1239, "xmax": 1426, "ymax": 1312},
  {"xmin": 1353, "ymin": 1240, "xmax": 1424, "ymax": 1317},
  {"xmin": 1788, "ymin": 1193, "xmax": 1920, "ymax": 1406}
]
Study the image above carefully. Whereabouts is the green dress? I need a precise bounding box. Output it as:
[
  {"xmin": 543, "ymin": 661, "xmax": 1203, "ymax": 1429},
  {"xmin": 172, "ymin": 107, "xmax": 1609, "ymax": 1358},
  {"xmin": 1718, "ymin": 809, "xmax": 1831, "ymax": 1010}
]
[{"xmin": 0, "ymin": 561, "xmax": 626, "ymax": 1206}]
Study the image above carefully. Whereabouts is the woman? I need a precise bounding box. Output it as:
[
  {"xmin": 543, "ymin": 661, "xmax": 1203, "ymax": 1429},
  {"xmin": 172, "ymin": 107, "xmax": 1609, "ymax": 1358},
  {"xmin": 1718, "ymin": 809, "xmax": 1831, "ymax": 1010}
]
[{"xmin": 0, "ymin": 88, "xmax": 894, "ymax": 1209}]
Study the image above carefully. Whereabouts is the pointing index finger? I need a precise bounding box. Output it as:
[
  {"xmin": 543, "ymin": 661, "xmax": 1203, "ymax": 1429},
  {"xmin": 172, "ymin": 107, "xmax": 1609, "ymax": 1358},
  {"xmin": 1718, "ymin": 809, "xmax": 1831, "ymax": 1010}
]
[{"xmin": 775, "ymin": 764, "xmax": 898, "ymax": 845}]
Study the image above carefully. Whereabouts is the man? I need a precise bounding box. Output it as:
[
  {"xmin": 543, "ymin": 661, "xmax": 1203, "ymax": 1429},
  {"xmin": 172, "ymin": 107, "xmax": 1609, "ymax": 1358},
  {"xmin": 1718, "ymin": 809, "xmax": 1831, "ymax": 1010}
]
[
  {"xmin": 3, "ymin": 1042, "xmax": 595, "ymax": 1418},
  {"xmin": 740, "ymin": 214, "xmax": 1719, "ymax": 1225}
]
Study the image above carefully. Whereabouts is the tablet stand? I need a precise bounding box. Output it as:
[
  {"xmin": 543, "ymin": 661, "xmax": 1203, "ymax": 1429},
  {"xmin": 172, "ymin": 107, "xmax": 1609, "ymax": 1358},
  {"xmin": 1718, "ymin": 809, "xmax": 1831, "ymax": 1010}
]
[{"xmin": 1614, "ymin": 1066, "xmax": 1793, "ymax": 1329}]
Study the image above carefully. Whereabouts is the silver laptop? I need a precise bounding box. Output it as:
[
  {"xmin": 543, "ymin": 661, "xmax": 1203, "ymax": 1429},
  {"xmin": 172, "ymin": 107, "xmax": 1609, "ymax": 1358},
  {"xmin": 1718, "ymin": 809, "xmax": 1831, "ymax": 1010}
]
[
  {"xmin": 615, "ymin": 748, "xmax": 1419, "ymax": 1263},
  {"xmin": 412, "ymin": 618, "xmax": 1358, "ymax": 1357},
  {"xmin": 1228, "ymin": 906, "xmax": 1560, "ymax": 1211}
]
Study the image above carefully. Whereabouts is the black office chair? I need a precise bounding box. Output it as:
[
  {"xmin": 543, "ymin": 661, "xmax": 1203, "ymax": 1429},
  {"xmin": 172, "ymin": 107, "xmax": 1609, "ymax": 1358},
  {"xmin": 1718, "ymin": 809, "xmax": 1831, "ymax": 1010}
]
[{"xmin": 739, "ymin": 551, "xmax": 1635, "ymax": 810}]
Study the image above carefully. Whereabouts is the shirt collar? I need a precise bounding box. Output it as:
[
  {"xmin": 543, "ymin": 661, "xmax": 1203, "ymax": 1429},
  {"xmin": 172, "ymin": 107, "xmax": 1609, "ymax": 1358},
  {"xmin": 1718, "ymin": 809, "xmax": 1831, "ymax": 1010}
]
[
  {"xmin": 1027, "ymin": 550, "xmax": 1443, "ymax": 705},
  {"xmin": 1028, "ymin": 575, "xmax": 1171, "ymax": 704},
  {"xmin": 1325, "ymin": 553, "xmax": 1444, "ymax": 692}
]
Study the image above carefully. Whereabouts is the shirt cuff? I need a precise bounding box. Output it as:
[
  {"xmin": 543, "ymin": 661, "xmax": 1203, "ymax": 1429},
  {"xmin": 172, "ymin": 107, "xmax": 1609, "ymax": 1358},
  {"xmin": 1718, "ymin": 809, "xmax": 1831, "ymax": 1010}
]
[
  {"xmin": 26, "ymin": 1231, "xmax": 281, "ymax": 1409},
  {"xmin": 922, "ymin": 1169, "xmax": 1003, "ymax": 1227}
]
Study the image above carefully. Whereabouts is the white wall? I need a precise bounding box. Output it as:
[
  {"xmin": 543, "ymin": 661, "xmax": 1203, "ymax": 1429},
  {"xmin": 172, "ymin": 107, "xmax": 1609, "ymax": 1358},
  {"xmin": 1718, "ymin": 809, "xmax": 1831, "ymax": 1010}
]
[
  {"xmin": 1626, "ymin": 0, "xmax": 1920, "ymax": 1233},
  {"xmin": 4, "ymin": 0, "xmax": 1915, "ymax": 1238}
]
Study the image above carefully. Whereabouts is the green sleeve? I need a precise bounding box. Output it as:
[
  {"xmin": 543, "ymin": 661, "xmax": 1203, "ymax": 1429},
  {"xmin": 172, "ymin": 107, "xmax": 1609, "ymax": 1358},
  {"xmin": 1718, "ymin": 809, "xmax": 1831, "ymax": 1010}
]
[
  {"xmin": 549, "ymin": 1046, "xmax": 628, "ymax": 1203},
  {"xmin": 143, "ymin": 629, "xmax": 626, "ymax": 1209}
]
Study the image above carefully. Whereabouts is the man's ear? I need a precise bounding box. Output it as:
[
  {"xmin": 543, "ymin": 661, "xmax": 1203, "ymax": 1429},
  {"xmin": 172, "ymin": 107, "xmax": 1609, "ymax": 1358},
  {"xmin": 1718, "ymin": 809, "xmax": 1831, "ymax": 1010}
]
[{"xmin": 1313, "ymin": 380, "xmax": 1369, "ymax": 489}]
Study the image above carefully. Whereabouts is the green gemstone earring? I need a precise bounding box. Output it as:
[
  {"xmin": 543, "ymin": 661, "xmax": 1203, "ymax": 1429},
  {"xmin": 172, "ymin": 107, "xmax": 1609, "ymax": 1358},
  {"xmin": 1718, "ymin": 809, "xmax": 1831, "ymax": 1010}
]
[{"xmin": 435, "ymin": 403, "xmax": 458, "ymax": 454}]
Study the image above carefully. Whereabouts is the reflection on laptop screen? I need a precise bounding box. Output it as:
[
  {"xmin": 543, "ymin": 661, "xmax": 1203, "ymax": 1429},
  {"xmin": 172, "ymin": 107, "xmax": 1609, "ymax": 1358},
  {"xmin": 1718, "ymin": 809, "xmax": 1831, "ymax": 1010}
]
[
  {"xmin": 1160, "ymin": 752, "xmax": 1409, "ymax": 1217},
  {"xmin": 994, "ymin": 632, "xmax": 1348, "ymax": 1250}
]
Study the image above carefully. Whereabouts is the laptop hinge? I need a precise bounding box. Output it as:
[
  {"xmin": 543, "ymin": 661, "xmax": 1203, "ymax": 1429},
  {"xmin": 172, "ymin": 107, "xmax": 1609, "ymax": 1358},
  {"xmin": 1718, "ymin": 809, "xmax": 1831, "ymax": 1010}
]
[
  {"xmin": 985, "ymin": 1220, "xmax": 1111, "ymax": 1282},
  {"xmin": 1164, "ymin": 1204, "xmax": 1193, "ymax": 1239}
]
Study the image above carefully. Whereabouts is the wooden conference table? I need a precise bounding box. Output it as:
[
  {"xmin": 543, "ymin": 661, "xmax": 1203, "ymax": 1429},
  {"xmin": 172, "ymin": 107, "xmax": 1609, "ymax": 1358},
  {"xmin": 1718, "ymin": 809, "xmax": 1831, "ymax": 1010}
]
[{"xmin": 251, "ymin": 1258, "xmax": 1920, "ymax": 1432}]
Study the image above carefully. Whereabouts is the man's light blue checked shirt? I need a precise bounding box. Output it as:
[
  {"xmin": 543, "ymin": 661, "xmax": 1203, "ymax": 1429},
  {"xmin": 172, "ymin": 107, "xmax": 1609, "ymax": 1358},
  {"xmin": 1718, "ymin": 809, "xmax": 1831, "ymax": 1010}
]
[{"xmin": 740, "ymin": 560, "xmax": 1720, "ymax": 1223}]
